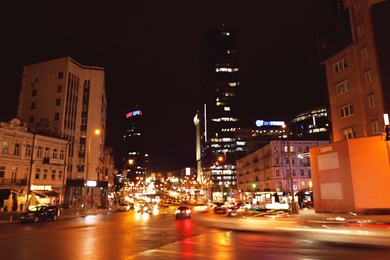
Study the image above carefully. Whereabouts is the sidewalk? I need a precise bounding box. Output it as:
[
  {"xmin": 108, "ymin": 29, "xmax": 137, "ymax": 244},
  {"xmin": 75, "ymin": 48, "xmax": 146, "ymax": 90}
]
[{"xmin": 0, "ymin": 206, "xmax": 116, "ymax": 224}]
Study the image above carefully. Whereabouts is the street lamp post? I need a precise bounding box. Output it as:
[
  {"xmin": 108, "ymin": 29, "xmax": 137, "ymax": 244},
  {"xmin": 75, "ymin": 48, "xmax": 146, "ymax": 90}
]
[
  {"xmin": 84, "ymin": 129, "xmax": 101, "ymax": 215},
  {"xmin": 284, "ymin": 124, "xmax": 299, "ymax": 214},
  {"xmin": 121, "ymin": 159, "xmax": 134, "ymax": 203}
]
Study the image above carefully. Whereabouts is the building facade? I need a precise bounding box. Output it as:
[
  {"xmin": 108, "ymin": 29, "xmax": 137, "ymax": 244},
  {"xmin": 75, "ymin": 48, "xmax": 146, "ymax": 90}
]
[
  {"xmin": 311, "ymin": 0, "xmax": 390, "ymax": 212},
  {"xmin": 16, "ymin": 57, "xmax": 113, "ymax": 210},
  {"xmin": 236, "ymin": 139, "xmax": 329, "ymax": 202},
  {"xmin": 318, "ymin": 0, "xmax": 389, "ymax": 141},
  {"xmin": 196, "ymin": 22, "xmax": 241, "ymax": 202},
  {"xmin": 0, "ymin": 118, "xmax": 68, "ymax": 211}
]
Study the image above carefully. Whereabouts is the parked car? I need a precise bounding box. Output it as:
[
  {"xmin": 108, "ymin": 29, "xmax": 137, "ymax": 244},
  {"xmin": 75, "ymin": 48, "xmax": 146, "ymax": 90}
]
[
  {"xmin": 175, "ymin": 205, "xmax": 191, "ymax": 219},
  {"xmin": 20, "ymin": 205, "xmax": 59, "ymax": 223},
  {"xmin": 117, "ymin": 203, "xmax": 131, "ymax": 212}
]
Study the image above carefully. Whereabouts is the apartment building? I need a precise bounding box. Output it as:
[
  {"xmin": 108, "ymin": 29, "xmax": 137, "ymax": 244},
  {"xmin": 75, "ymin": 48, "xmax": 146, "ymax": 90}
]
[
  {"xmin": 236, "ymin": 140, "xmax": 329, "ymax": 202},
  {"xmin": 16, "ymin": 57, "xmax": 113, "ymax": 209},
  {"xmin": 311, "ymin": 0, "xmax": 390, "ymax": 212}
]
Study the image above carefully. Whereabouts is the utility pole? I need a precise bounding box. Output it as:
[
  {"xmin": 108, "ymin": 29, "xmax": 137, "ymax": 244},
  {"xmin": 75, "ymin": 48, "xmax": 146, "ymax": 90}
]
[{"xmin": 284, "ymin": 124, "xmax": 299, "ymax": 214}]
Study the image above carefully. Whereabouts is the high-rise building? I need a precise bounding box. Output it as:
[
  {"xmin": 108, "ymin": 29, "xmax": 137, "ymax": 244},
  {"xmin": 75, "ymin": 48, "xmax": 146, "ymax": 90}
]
[
  {"xmin": 17, "ymin": 57, "xmax": 111, "ymax": 209},
  {"xmin": 122, "ymin": 105, "xmax": 147, "ymax": 186},
  {"xmin": 196, "ymin": 22, "xmax": 241, "ymax": 202}
]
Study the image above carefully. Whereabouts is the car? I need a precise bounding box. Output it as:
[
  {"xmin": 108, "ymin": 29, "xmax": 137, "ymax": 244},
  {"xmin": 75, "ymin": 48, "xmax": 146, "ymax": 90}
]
[
  {"xmin": 227, "ymin": 202, "xmax": 249, "ymax": 217},
  {"xmin": 137, "ymin": 202, "xmax": 154, "ymax": 214},
  {"xmin": 117, "ymin": 203, "xmax": 131, "ymax": 212},
  {"xmin": 20, "ymin": 205, "xmax": 59, "ymax": 223},
  {"xmin": 175, "ymin": 205, "xmax": 191, "ymax": 219},
  {"xmin": 213, "ymin": 202, "xmax": 227, "ymax": 214}
]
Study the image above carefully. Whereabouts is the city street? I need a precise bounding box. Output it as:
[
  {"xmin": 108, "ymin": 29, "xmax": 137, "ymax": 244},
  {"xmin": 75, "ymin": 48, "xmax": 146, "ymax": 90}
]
[{"xmin": 1, "ymin": 207, "xmax": 389, "ymax": 259}]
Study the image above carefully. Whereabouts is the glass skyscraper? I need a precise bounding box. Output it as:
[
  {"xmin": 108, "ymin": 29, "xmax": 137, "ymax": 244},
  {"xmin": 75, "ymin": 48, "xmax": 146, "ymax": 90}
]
[{"xmin": 197, "ymin": 22, "xmax": 241, "ymax": 202}]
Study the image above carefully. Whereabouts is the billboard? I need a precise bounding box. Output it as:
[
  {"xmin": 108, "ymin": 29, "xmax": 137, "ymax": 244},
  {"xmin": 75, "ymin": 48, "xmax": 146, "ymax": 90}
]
[{"xmin": 317, "ymin": 8, "xmax": 353, "ymax": 63}]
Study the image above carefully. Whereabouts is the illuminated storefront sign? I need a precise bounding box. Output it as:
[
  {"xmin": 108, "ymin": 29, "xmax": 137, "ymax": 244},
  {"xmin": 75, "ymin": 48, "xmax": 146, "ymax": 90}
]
[
  {"xmin": 87, "ymin": 180, "xmax": 97, "ymax": 187},
  {"xmin": 31, "ymin": 185, "xmax": 52, "ymax": 191}
]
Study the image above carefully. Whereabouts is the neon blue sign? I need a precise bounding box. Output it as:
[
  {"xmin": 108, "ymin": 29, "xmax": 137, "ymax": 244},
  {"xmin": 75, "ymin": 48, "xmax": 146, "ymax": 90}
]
[{"xmin": 255, "ymin": 119, "xmax": 285, "ymax": 127}]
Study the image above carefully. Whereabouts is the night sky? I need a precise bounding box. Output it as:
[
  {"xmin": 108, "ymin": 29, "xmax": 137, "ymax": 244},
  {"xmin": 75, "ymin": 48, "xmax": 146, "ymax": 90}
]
[{"xmin": 1, "ymin": 1, "xmax": 336, "ymax": 172}]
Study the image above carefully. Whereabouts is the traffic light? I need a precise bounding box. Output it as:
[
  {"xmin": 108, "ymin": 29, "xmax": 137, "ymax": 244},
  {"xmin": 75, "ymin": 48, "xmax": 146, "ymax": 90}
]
[{"xmin": 386, "ymin": 126, "xmax": 390, "ymax": 141}]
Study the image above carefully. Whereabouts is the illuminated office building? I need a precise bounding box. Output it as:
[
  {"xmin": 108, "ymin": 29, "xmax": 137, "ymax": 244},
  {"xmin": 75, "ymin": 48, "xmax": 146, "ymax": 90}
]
[{"xmin": 196, "ymin": 22, "xmax": 241, "ymax": 201}]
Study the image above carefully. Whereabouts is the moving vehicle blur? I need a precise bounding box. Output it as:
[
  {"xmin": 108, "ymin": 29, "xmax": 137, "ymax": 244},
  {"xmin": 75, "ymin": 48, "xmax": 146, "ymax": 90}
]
[
  {"xmin": 192, "ymin": 204, "xmax": 209, "ymax": 213},
  {"xmin": 346, "ymin": 220, "xmax": 390, "ymax": 228},
  {"xmin": 117, "ymin": 203, "xmax": 131, "ymax": 212},
  {"xmin": 227, "ymin": 202, "xmax": 250, "ymax": 217},
  {"xmin": 213, "ymin": 202, "xmax": 227, "ymax": 214}
]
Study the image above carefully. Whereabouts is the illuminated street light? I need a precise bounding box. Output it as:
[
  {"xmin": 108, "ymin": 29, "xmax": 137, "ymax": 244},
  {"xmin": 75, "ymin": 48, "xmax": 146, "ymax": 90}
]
[
  {"xmin": 84, "ymin": 129, "xmax": 101, "ymax": 215},
  {"xmin": 121, "ymin": 159, "xmax": 134, "ymax": 202}
]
